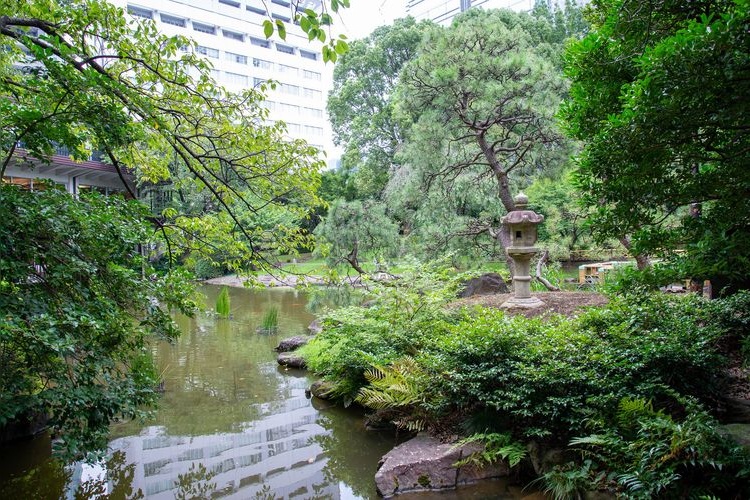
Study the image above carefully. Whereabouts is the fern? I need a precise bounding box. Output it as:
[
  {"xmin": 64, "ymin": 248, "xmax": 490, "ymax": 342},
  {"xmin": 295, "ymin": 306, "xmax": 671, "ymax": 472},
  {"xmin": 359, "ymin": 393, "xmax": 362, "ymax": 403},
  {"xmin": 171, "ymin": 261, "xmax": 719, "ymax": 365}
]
[
  {"xmin": 453, "ymin": 432, "xmax": 527, "ymax": 468},
  {"xmin": 355, "ymin": 357, "xmax": 428, "ymax": 431},
  {"xmin": 356, "ymin": 357, "xmax": 423, "ymax": 409}
]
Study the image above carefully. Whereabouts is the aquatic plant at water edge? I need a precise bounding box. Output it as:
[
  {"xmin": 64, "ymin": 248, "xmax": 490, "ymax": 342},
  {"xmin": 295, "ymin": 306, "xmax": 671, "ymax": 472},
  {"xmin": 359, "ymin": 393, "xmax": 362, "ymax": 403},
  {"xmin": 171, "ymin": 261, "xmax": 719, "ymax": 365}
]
[
  {"xmin": 216, "ymin": 286, "xmax": 231, "ymax": 317},
  {"xmin": 261, "ymin": 307, "xmax": 279, "ymax": 332}
]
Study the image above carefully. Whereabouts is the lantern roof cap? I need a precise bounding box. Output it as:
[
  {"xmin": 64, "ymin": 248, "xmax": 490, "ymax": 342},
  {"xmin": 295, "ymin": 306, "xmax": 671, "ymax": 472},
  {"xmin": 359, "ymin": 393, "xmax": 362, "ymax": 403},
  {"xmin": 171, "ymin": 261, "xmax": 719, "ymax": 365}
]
[
  {"xmin": 514, "ymin": 192, "xmax": 529, "ymax": 208},
  {"xmin": 502, "ymin": 192, "xmax": 544, "ymax": 225}
]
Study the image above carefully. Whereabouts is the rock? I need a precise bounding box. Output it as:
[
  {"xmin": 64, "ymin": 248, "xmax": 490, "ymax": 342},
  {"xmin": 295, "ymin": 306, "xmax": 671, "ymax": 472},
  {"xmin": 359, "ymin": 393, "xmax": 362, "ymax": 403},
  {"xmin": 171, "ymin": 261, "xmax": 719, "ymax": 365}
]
[
  {"xmin": 274, "ymin": 336, "xmax": 309, "ymax": 352},
  {"xmin": 725, "ymin": 397, "xmax": 750, "ymax": 424},
  {"xmin": 720, "ymin": 423, "xmax": 750, "ymax": 451},
  {"xmin": 458, "ymin": 273, "xmax": 509, "ymax": 298},
  {"xmin": 375, "ymin": 434, "xmax": 509, "ymax": 498},
  {"xmin": 308, "ymin": 319, "xmax": 323, "ymax": 335},
  {"xmin": 527, "ymin": 441, "xmax": 568, "ymax": 476},
  {"xmin": 309, "ymin": 380, "xmax": 336, "ymax": 400},
  {"xmin": 455, "ymin": 441, "xmax": 510, "ymax": 485},
  {"xmin": 277, "ymin": 352, "xmax": 307, "ymax": 369}
]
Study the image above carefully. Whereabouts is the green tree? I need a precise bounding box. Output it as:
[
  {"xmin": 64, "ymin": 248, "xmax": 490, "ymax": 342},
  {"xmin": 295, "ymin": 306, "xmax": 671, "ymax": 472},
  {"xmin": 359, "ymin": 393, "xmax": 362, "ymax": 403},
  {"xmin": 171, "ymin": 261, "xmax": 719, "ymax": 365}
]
[
  {"xmin": 0, "ymin": 0, "xmax": 326, "ymax": 269},
  {"xmin": 394, "ymin": 9, "xmax": 569, "ymax": 257},
  {"xmin": 0, "ymin": 0, "xmax": 348, "ymax": 458},
  {"xmin": 0, "ymin": 185, "xmax": 195, "ymax": 459},
  {"xmin": 314, "ymin": 199, "xmax": 400, "ymax": 275},
  {"xmin": 562, "ymin": 0, "xmax": 750, "ymax": 287},
  {"xmin": 327, "ymin": 17, "xmax": 432, "ymax": 199}
]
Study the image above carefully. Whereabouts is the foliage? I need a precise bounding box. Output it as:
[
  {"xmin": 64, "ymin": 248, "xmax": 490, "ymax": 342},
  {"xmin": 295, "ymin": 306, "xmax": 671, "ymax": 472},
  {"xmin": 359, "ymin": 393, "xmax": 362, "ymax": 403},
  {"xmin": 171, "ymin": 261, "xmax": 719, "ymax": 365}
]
[
  {"xmin": 525, "ymin": 171, "xmax": 603, "ymax": 261},
  {"xmin": 600, "ymin": 263, "xmax": 683, "ymax": 296},
  {"xmin": 562, "ymin": 0, "xmax": 750, "ymax": 287},
  {"xmin": 0, "ymin": 0, "xmax": 323, "ymax": 271},
  {"xmin": 531, "ymin": 0, "xmax": 589, "ymax": 47},
  {"xmin": 298, "ymin": 260, "xmax": 474, "ymax": 401},
  {"xmin": 257, "ymin": 0, "xmax": 351, "ymax": 63},
  {"xmin": 453, "ymin": 432, "xmax": 527, "ymax": 468},
  {"xmin": 260, "ymin": 307, "xmax": 279, "ymax": 333},
  {"xmin": 313, "ymin": 199, "xmax": 400, "ymax": 274},
  {"xmin": 174, "ymin": 462, "xmax": 217, "ymax": 500},
  {"xmin": 0, "ymin": 185, "xmax": 195, "ymax": 459},
  {"xmin": 215, "ymin": 286, "xmax": 231, "ymax": 318},
  {"xmin": 356, "ymin": 357, "xmax": 427, "ymax": 431},
  {"xmin": 327, "ymin": 17, "xmax": 432, "ymax": 199},
  {"xmin": 393, "ymin": 8, "xmax": 570, "ymax": 254},
  {"xmin": 560, "ymin": 396, "xmax": 750, "ymax": 498}
]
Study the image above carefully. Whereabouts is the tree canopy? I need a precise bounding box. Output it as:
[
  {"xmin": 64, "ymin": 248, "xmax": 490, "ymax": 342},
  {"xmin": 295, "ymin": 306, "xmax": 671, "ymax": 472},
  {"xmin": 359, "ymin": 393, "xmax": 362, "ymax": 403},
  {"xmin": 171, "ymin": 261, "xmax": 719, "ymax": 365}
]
[
  {"xmin": 562, "ymin": 0, "xmax": 750, "ymax": 289},
  {"xmin": 0, "ymin": 0, "xmax": 340, "ymax": 457},
  {"xmin": 327, "ymin": 17, "xmax": 432, "ymax": 199},
  {"xmin": 393, "ymin": 8, "xmax": 569, "ymax": 253},
  {"xmin": 1, "ymin": 0, "xmax": 326, "ymax": 267}
]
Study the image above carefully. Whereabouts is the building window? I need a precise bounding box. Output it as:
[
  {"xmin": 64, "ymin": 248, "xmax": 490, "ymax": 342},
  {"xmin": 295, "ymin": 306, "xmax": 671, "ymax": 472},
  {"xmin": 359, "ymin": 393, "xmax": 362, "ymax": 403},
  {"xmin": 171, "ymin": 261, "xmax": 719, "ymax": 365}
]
[
  {"xmin": 276, "ymin": 44, "xmax": 294, "ymax": 55},
  {"xmin": 304, "ymin": 107, "xmax": 323, "ymax": 118},
  {"xmin": 128, "ymin": 5, "xmax": 153, "ymax": 19},
  {"xmin": 250, "ymin": 37, "xmax": 271, "ymax": 48},
  {"xmin": 225, "ymin": 51, "xmax": 248, "ymax": 64},
  {"xmin": 196, "ymin": 45, "xmax": 219, "ymax": 58},
  {"xmin": 160, "ymin": 14, "xmax": 185, "ymax": 27},
  {"xmin": 279, "ymin": 103, "xmax": 300, "ymax": 114},
  {"xmin": 219, "ymin": 0, "xmax": 241, "ymax": 7},
  {"xmin": 264, "ymin": 101, "xmax": 277, "ymax": 111},
  {"xmin": 303, "ymin": 87, "xmax": 322, "ymax": 99},
  {"xmin": 223, "ymin": 30, "xmax": 244, "ymax": 42},
  {"xmin": 303, "ymin": 69, "xmax": 321, "ymax": 81},
  {"xmin": 277, "ymin": 63, "xmax": 298, "ymax": 75},
  {"xmin": 246, "ymin": 5, "xmax": 265, "ymax": 15},
  {"xmin": 279, "ymin": 83, "xmax": 299, "ymax": 95},
  {"xmin": 272, "ymin": 13, "xmax": 291, "ymax": 23},
  {"xmin": 224, "ymin": 72, "xmax": 248, "ymax": 86},
  {"xmin": 193, "ymin": 22, "xmax": 216, "ymax": 35},
  {"xmin": 253, "ymin": 58, "xmax": 272, "ymax": 69},
  {"xmin": 271, "ymin": 0, "xmax": 291, "ymax": 6},
  {"xmin": 287, "ymin": 123, "xmax": 301, "ymax": 134},
  {"xmin": 253, "ymin": 77, "xmax": 266, "ymax": 87},
  {"xmin": 304, "ymin": 125, "xmax": 324, "ymax": 136},
  {"xmin": 299, "ymin": 50, "xmax": 317, "ymax": 61}
]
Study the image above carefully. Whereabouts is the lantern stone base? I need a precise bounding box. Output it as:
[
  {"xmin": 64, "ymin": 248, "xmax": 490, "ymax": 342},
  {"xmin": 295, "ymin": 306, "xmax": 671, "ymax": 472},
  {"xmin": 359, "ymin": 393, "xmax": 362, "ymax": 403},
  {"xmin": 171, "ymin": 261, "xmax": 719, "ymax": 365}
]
[{"xmin": 501, "ymin": 295, "xmax": 545, "ymax": 309}]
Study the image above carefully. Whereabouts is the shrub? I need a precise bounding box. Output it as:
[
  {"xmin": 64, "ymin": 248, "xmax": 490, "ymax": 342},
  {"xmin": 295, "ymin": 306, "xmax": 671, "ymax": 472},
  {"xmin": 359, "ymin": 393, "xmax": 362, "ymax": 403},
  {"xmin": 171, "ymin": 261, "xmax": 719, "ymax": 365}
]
[
  {"xmin": 557, "ymin": 396, "xmax": 750, "ymax": 498},
  {"xmin": 298, "ymin": 260, "xmax": 472, "ymax": 400}
]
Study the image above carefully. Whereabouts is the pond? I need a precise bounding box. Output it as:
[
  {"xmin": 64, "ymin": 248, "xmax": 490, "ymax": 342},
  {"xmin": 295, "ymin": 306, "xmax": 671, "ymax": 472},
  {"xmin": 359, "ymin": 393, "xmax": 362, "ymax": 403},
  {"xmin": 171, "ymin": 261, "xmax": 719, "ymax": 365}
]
[{"xmin": 0, "ymin": 285, "xmax": 539, "ymax": 499}]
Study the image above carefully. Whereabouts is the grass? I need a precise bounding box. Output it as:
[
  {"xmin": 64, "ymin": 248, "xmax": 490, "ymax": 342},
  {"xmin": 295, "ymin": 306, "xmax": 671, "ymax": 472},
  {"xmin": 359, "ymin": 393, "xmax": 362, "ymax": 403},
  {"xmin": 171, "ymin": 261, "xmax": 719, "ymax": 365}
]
[{"xmin": 260, "ymin": 307, "xmax": 279, "ymax": 333}]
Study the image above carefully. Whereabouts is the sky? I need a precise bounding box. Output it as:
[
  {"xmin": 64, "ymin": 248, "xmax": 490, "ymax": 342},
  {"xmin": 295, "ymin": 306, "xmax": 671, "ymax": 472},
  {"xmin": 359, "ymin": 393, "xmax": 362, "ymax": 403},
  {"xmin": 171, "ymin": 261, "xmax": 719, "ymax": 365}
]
[{"xmin": 336, "ymin": 0, "xmax": 406, "ymax": 40}]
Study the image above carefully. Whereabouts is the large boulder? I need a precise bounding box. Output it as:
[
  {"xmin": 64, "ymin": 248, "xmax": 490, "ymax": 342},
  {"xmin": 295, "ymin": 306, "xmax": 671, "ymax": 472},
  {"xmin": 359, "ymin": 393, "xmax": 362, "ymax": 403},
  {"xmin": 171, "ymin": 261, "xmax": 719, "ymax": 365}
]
[
  {"xmin": 274, "ymin": 336, "xmax": 309, "ymax": 352},
  {"xmin": 458, "ymin": 273, "xmax": 509, "ymax": 298},
  {"xmin": 308, "ymin": 380, "xmax": 336, "ymax": 400},
  {"xmin": 277, "ymin": 352, "xmax": 307, "ymax": 369},
  {"xmin": 375, "ymin": 434, "xmax": 508, "ymax": 497},
  {"xmin": 308, "ymin": 319, "xmax": 323, "ymax": 335}
]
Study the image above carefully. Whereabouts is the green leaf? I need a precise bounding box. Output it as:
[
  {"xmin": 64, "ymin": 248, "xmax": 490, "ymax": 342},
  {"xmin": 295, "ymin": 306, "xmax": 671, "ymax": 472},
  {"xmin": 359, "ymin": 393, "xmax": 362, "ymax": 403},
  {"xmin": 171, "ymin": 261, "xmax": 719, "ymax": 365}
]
[
  {"xmin": 263, "ymin": 19, "xmax": 273, "ymax": 39},
  {"xmin": 275, "ymin": 19, "xmax": 286, "ymax": 40}
]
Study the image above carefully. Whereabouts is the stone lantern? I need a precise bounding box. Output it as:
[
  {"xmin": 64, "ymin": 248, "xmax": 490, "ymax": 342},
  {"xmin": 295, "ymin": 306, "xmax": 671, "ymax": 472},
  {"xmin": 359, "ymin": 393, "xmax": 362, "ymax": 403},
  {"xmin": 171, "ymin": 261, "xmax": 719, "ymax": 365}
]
[{"xmin": 501, "ymin": 192, "xmax": 545, "ymax": 308}]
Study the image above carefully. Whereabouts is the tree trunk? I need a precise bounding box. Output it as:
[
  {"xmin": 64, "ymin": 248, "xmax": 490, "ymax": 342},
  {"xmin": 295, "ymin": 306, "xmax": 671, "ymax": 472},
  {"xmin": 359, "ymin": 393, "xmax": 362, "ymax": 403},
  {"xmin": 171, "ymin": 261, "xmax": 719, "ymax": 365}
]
[
  {"xmin": 619, "ymin": 236, "xmax": 650, "ymax": 270},
  {"xmin": 535, "ymin": 250, "xmax": 560, "ymax": 291},
  {"xmin": 345, "ymin": 242, "xmax": 367, "ymax": 275}
]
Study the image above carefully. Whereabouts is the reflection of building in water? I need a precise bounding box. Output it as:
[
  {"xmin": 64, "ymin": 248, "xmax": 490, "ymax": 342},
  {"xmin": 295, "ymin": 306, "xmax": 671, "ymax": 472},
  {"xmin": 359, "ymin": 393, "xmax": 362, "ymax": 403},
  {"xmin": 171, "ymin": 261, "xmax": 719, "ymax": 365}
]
[{"xmin": 104, "ymin": 374, "xmax": 339, "ymax": 499}]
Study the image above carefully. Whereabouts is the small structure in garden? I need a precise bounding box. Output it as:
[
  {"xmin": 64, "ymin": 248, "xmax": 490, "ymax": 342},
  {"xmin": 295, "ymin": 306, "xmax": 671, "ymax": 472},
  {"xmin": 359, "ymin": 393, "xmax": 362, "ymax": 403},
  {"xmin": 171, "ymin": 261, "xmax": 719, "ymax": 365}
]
[{"xmin": 501, "ymin": 192, "xmax": 545, "ymax": 309}]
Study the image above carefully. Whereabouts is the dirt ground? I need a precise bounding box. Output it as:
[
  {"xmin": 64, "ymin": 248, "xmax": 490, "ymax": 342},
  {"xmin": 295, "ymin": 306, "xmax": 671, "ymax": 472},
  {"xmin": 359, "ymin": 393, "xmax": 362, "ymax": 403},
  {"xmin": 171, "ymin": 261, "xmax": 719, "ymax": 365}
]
[{"xmin": 453, "ymin": 291, "xmax": 609, "ymax": 318}]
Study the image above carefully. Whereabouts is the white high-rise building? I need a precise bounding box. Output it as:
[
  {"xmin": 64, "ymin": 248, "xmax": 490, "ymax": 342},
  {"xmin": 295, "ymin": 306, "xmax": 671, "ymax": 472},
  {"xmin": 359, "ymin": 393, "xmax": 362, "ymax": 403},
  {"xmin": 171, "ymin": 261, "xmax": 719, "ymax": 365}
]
[
  {"xmin": 406, "ymin": 0, "xmax": 534, "ymax": 24},
  {"xmin": 114, "ymin": 0, "xmax": 336, "ymax": 166}
]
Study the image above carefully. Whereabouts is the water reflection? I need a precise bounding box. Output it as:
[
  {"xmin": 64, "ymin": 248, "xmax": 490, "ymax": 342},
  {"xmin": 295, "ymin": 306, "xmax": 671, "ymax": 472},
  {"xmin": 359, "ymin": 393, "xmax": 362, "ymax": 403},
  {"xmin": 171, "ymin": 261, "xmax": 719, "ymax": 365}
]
[{"xmin": 0, "ymin": 286, "xmax": 538, "ymax": 499}]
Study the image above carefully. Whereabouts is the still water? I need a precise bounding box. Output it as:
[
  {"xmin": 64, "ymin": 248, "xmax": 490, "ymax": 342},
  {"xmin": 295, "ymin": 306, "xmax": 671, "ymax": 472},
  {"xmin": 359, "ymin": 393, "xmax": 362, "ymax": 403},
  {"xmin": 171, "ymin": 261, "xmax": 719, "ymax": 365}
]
[{"xmin": 0, "ymin": 286, "xmax": 538, "ymax": 499}]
